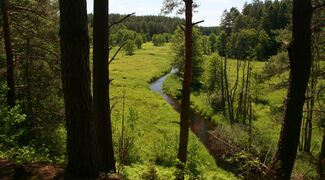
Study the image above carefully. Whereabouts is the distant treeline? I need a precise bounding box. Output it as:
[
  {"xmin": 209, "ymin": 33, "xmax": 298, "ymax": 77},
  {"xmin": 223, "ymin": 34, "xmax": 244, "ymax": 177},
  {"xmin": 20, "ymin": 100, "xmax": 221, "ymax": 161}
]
[
  {"xmin": 88, "ymin": 14, "xmax": 182, "ymax": 37},
  {"xmin": 88, "ymin": 13, "xmax": 219, "ymax": 37}
]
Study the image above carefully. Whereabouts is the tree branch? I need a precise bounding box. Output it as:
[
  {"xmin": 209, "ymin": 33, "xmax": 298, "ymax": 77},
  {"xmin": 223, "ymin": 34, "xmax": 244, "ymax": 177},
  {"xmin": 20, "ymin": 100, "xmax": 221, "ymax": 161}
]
[
  {"xmin": 192, "ymin": 20, "xmax": 204, "ymax": 26},
  {"xmin": 9, "ymin": 5, "xmax": 47, "ymax": 19},
  {"xmin": 108, "ymin": 13, "xmax": 135, "ymax": 29},
  {"xmin": 110, "ymin": 102, "xmax": 118, "ymax": 112},
  {"xmin": 109, "ymin": 42, "xmax": 127, "ymax": 65},
  {"xmin": 179, "ymin": 24, "xmax": 185, "ymax": 31}
]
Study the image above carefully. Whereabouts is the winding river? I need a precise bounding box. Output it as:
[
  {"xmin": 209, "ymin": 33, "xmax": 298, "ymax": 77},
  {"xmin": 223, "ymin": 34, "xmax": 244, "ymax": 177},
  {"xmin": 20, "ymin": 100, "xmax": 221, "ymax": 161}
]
[{"xmin": 149, "ymin": 68, "xmax": 216, "ymax": 156}]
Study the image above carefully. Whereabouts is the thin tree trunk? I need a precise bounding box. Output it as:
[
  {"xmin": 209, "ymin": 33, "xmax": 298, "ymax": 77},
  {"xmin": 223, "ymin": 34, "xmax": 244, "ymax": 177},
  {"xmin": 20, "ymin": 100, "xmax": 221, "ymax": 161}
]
[
  {"xmin": 25, "ymin": 38, "xmax": 33, "ymax": 121},
  {"xmin": 237, "ymin": 60, "xmax": 246, "ymax": 123},
  {"xmin": 93, "ymin": 0, "xmax": 116, "ymax": 172},
  {"xmin": 1, "ymin": 0, "xmax": 15, "ymax": 107},
  {"xmin": 303, "ymin": 58, "xmax": 317, "ymax": 152},
  {"xmin": 224, "ymin": 57, "xmax": 231, "ymax": 120},
  {"xmin": 177, "ymin": 0, "xmax": 193, "ymax": 178},
  {"xmin": 120, "ymin": 90, "xmax": 126, "ymax": 166},
  {"xmin": 229, "ymin": 60, "xmax": 240, "ymax": 124},
  {"xmin": 272, "ymin": 0, "xmax": 312, "ymax": 178},
  {"xmin": 318, "ymin": 128, "xmax": 325, "ymax": 179},
  {"xmin": 220, "ymin": 60, "xmax": 226, "ymax": 116},
  {"xmin": 58, "ymin": 0, "xmax": 97, "ymax": 177},
  {"xmin": 243, "ymin": 60, "xmax": 251, "ymax": 124}
]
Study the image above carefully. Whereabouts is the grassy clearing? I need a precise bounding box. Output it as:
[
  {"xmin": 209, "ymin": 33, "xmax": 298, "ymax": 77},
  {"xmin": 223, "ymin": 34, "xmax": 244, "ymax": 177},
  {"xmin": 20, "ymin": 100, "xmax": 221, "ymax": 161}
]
[
  {"xmin": 109, "ymin": 43, "xmax": 236, "ymax": 179},
  {"xmin": 163, "ymin": 57, "xmax": 323, "ymax": 178}
]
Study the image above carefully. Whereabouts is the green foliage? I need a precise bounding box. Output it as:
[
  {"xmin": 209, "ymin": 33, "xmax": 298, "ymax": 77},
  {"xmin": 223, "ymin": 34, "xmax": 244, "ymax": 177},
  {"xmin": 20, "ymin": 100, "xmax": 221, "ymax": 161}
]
[
  {"xmin": 172, "ymin": 27, "xmax": 203, "ymax": 90},
  {"xmin": 110, "ymin": 28, "xmax": 136, "ymax": 46},
  {"xmin": 0, "ymin": 84, "xmax": 26, "ymax": 148},
  {"xmin": 117, "ymin": 107, "xmax": 141, "ymax": 165},
  {"xmin": 135, "ymin": 35, "xmax": 143, "ymax": 49},
  {"xmin": 107, "ymin": 14, "xmax": 183, "ymax": 37},
  {"xmin": 226, "ymin": 29, "xmax": 270, "ymax": 60},
  {"xmin": 203, "ymin": 54, "xmax": 222, "ymax": 92},
  {"xmin": 186, "ymin": 139, "xmax": 204, "ymax": 179},
  {"xmin": 1, "ymin": 0, "xmax": 66, "ymax": 162},
  {"xmin": 217, "ymin": 31, "xmax": 228, "ymax": 57},
  {"xmin": 208, "ymin": 33, "xmax": 218, "ymax": 53},
  {"xmin": 255, "ymin": 30, "xmax": 270, "ymax": 60},
  {"xmin": 141, "ymin": 163, "xmax": 159, "ymax": 180},
  {"xmin": 219, "ymin": 0, "xmax": 291, "ymax": 59},
  {"xmin": 0, "ymin": 84, "xmax": 63, "ymax": 163},
  {"xmin": 263, "ymin": 52, "xmax": 289, "ymax": 79},
  {"xmin": 152, "ymin": 34, "xmax": 167, "ymax": 46},
  {"xmin": 229, "ymin": 29, "xmax": 258, "ymax": 59},
  {"xmin": 124, "ymin": 40, "xmax": 136, "ymax": 55},
  {"xmin": 153, "ymin": 130, "xmax": 178, "ymax": 166},
  {"xmin": 201, "ymin": 36, "xmax": 211, "ymax": 55}
]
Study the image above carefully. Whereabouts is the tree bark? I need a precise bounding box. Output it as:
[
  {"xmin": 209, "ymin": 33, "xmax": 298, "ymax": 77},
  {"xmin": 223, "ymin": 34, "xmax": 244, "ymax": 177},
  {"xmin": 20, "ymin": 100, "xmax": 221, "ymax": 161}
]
[
  {"xmin": 272, "ymin": 0, "xmax": 312, "ymax": 178},
  {"xmin": 58, "ymin": 0, "xmax": 97, "ymax": 177},
  {"xmin": 177, "ymin": 0, "xmax": 193, "ymax": 178},
  {"xmin": 93, "ymin": 0, "xmax": 116, "ymax": 172},
  {"xmin": 1, "ymin": 0, "xmax": 15, "ymax": 107}
]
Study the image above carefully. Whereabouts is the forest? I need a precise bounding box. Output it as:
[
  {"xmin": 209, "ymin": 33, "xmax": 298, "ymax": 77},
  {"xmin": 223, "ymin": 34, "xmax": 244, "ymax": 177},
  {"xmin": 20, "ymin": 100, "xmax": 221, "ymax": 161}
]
[{"xmin": 0, "ymin": 0, "xmax": 324, "ymax": 179}]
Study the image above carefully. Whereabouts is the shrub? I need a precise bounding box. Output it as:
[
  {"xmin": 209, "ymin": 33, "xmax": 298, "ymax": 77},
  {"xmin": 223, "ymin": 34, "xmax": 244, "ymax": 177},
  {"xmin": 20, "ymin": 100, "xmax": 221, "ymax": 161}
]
[
  {"xmin": 141, "ymin": 163, "xmax": 159, "ymax": 180},
  {"xmin": 153, "ymin": 131, "xmax": 178, "ymax": 167},
  {"xmin": 124, "ymin": 40, "xmax": 136, "ymax": 55}
]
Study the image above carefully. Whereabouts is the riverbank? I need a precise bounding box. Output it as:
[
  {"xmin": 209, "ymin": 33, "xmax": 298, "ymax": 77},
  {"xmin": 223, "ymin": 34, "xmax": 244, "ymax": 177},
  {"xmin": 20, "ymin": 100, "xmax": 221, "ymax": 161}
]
[{"xmin": 162, "ymin": 58, "xmax": 321, "ymax": 179}]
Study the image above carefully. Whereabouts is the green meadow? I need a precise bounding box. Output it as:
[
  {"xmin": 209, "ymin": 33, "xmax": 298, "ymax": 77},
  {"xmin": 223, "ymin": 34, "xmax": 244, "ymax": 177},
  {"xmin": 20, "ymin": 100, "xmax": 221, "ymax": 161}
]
[{"xmin": 109, "ymin": 43, "xmax": 236, "ymax": 179}]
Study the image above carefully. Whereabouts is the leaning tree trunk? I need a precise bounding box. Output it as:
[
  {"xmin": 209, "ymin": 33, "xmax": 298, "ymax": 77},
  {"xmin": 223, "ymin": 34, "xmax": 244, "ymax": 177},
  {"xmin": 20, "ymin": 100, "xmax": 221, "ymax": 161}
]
[
  {"xmin": 272, "ymin": 0, "xmax": 312, "ymax": 178},
  {"xmin": 59, "ymin": 0, "xmax": 97, "ymax": 177},
  {"xmin": 177, "ymin": 0, "xmax": 193, "ymax": 178},
  {"xmin": 93, "ymin": 0, "xmax": 116, "ymax": 173},
  {"xmin": 1, "ymin": 0, "xmax": 15, "ymax": 107}
]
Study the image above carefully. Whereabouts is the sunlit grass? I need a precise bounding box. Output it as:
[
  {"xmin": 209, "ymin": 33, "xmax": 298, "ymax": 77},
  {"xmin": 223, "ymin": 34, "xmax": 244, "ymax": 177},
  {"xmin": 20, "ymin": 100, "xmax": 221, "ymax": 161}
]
[{"xmin": 109, "ymin": 43, "xmax": 236, "ymax": 179}]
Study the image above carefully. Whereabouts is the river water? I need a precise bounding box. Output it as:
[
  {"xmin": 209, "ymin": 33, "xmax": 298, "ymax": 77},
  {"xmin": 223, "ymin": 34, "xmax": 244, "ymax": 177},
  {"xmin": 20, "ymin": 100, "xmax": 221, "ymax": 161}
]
[{"xmin": 149, "ymin": 68, "xmax": 215, "ymax": 151}]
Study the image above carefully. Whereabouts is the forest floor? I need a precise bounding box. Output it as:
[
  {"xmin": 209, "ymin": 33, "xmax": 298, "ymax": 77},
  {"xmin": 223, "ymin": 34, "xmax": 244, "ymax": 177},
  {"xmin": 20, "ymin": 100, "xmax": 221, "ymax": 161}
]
[{"xmin": 0, "ymin": 159, "xmax": 64, "ymax": 180}]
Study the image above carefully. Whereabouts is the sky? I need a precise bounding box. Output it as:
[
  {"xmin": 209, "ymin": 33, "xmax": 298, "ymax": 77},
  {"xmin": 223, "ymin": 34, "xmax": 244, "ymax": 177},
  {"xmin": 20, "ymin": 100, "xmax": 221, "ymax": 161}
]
[{"xmin": 86, "ymin": 0, "xmax": 248, "ymax": 27}]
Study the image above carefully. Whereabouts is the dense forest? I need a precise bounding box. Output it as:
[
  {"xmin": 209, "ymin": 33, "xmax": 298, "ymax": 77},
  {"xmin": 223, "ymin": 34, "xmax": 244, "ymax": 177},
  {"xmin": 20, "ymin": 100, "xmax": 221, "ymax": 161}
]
[{"xmin": 0, "ymin": 0, "xmax": 324, "ymax": 179}]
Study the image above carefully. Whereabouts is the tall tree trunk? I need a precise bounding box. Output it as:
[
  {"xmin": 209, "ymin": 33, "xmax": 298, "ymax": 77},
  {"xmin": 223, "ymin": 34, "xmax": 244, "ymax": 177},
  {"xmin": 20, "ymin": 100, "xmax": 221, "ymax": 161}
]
[
  {"xmin": 243, "ymin": 60, "xmax": 251, "ymax": 124},
  {"xmin": 272, "ymin": 0, "xmax": 312, "ymax": 178},
  {"xmin": 177, "ymin": 0, "xmax": 193, "ymax": 178},
  {"xmin": 93, "ymin": 0, "xmax": 116, "ymax": 172},
  {"xmin": 1, "ymin": 0, "xmax": 15, "ymax": 107},
  {"xmin": 58, "ymin": 0, "xmax": 97, "ymax": 177}
]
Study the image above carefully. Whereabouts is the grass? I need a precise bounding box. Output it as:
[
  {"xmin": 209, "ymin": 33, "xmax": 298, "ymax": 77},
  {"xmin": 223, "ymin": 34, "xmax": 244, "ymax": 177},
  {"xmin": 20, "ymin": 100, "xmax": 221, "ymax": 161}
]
[
  {"xmin": 163, "ymin": 56, "xmax": 324, "ymax": 178},
  {"xmin": 109, "ymin": 43, "xmax": 236, "ymax": 179}
]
